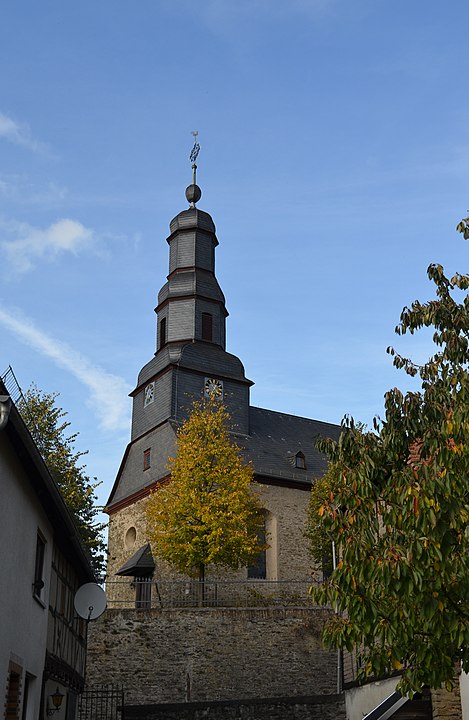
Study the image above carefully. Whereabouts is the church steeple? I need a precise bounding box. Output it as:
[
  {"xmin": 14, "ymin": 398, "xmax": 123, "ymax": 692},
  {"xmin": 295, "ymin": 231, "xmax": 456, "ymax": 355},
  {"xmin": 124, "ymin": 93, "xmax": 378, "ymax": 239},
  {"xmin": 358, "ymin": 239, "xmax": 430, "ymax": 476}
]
[
  {"xmin": 154, "ymin": 136, "xmax": 228, "ymax": 352},
  {"xmin": 129, "ymin": 138, "xmax": 252, "ymax": 443}
]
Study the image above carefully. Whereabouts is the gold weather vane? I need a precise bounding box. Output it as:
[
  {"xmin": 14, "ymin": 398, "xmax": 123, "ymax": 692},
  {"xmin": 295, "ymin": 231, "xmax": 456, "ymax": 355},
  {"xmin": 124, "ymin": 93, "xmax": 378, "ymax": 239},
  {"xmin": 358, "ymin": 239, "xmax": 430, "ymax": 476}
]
[{"xmin": 189, "ymin": 130, "xmax": 201, "ymax": 185}]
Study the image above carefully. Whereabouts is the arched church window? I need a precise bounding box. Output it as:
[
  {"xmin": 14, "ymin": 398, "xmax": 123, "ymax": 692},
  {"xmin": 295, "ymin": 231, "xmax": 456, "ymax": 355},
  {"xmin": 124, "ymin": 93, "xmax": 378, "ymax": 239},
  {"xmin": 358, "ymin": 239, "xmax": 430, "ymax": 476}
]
[
  {"xmin": 248, "ymin": 511, "xmax": 267, "ymax": 579},
  {"xmin": 124, "ymin": 526, "xmax": 137, "ymax": 550}
]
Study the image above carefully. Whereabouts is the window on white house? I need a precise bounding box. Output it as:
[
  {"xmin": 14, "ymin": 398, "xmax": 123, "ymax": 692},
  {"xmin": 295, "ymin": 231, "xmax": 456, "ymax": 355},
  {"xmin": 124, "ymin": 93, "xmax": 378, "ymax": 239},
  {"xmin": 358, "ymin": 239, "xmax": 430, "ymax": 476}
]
[{"xmin": 33, "ymin": 533, "xmax": 46, "ymax": 600}]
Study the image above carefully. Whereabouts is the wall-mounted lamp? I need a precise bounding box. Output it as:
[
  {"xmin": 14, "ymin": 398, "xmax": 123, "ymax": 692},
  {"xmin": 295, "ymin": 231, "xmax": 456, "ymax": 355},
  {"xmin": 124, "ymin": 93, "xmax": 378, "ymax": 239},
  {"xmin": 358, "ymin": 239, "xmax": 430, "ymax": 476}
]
[{"xmin": 46, "ymin": 687, "xmax": 64, "ymax": 716}]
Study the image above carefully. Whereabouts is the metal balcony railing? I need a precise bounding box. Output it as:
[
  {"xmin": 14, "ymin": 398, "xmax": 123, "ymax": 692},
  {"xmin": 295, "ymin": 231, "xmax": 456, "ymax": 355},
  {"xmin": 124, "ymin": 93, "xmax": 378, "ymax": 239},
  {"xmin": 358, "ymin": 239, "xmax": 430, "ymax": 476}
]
[{"xmin": 104, "ymin": 577, "xmax": 324, "ymax": 610}]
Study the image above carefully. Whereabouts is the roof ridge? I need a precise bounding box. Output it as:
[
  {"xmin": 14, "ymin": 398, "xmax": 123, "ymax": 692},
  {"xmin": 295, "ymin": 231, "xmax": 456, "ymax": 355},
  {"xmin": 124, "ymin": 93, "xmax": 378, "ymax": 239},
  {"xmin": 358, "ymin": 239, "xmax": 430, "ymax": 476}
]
[{"xmin": 250, "ymin": 405, "xmax": 340, "ymax": 428}]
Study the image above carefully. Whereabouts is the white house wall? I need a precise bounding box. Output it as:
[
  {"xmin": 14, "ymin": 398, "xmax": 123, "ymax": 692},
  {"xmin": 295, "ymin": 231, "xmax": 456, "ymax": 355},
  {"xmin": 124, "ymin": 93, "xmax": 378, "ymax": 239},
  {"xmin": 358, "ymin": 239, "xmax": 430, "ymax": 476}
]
[
  {"xmin": 0, "ymin": 431, "xmax": 53, "ymax": 720},
  {"xmin": 345, "ymin": 677, "xmax": 399, "ymax": 720},
  {"xmin": 460, "ymin": 672, "xmax": 469, "ymax": 720}
]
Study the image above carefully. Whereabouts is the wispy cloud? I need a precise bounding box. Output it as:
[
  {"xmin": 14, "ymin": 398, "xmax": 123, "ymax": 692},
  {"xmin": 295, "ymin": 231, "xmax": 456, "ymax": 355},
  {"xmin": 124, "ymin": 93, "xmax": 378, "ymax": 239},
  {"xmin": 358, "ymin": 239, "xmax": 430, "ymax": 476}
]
[
  {"xmin": 190, "ymin": 0, "xmax": 332, "ymax": 20},
  {"xmin": 0, "ymin": 112, "xmax": 52, "ymax": 156},
  {"xmin": 0, "ymin": 305, "xmax": 131, "ymax": 431},
  {"xmin": 165, "ymin": 0, "xmax": 333, "ymax": 36},
  {"xmin": 0, "ymin": 174, "xmax": 68, "ymax": 205},
  {"xmin": 1, "ymin": 217, "xmax": 97, "ymax": 272}
]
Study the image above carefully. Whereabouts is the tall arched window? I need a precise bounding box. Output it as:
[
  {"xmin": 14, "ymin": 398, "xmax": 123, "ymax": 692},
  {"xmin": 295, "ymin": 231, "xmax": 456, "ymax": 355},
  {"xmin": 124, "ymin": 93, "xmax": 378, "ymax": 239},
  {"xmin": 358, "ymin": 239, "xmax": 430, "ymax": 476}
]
[{"xmin": 248, "ymin": 511, "xmax": 267, "ymax": 579}]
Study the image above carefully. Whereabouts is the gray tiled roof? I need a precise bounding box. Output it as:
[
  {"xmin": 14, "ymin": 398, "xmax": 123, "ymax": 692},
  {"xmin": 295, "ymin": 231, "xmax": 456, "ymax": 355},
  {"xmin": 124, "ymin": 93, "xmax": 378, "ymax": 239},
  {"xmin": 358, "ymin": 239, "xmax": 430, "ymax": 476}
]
[
  {"xmin": 107, "ymin": 404, "xmax": 340, "ymax": 509},
  {"xmin": 136, "ymin": 343, "xmax": 251, "ymax": 391},
  {"xmin": 169, "ymin": 208, "xmax": 216, "ymax": 236},
  {"xmin": 241, "ymin": 406, "xmax": 341, "ymax": 486},
  {"xmin": 179, "ymin": 343, "xmax": 251, "ymax": 383},
  {"xmin": 136, "ymin": 346, "xmax": 182, "ymax": 389},
  {"xmin": 116, "ymin": 543, "xmax": 155, "ymax": 576}
]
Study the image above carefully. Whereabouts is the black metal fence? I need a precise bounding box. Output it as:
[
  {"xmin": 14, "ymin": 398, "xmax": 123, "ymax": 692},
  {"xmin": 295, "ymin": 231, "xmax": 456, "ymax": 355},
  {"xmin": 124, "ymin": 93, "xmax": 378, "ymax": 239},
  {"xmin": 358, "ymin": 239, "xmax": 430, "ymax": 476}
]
[
  {"xmin": 105, "ymin": 577, "xmax": 322, "ymax": 609},
  {"xmin": 78, "ymin": 685, "xmax": 125, "ymax": 720}
]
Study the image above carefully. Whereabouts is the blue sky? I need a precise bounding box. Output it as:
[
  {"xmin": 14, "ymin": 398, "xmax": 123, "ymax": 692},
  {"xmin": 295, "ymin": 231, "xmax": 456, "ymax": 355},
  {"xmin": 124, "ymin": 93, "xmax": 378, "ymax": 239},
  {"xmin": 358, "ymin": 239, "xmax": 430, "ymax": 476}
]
[{"xmin": 1, "ymin": 0, "xmax": 468, "ymax": 508}]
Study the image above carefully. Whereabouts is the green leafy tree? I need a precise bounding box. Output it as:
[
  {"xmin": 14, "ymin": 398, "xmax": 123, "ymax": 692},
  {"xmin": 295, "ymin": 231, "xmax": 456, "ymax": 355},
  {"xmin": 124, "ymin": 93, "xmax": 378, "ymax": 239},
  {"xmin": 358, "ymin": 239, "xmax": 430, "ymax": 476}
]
[
  {"xmin": 305, "ymin": 465, "xmax": 336, "ymax": 577},
  {"xmin": 20, "ymin": 385, "xmax": 106, "ymax": 576},
  {"xmin": 145, "ymin": 393, "xmax": 266, "ymax": 587},
  {"xmin": 310, "ymin": 262, "xmax": 469, "ymax": 695}
]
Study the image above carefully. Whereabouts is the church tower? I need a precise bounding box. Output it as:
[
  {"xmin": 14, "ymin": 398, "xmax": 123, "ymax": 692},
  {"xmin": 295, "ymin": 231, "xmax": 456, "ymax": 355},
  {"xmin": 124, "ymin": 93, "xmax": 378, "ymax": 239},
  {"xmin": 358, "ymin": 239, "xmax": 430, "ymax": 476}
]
[
  {"xmin": 106, "ymin": 144, "xmax": 254, "ymax": 575},
  {"xmin": 130, "ymin": 173, "xmax": 253, "ymax": 443},
  {"xmin": 106, "ymin": 141, "xmax": 340, "ymax": 584}
]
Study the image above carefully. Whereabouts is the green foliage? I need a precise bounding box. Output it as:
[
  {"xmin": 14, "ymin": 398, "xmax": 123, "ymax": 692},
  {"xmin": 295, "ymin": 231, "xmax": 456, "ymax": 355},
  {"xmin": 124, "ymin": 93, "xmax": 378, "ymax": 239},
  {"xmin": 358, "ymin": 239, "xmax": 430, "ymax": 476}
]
[
  {"xmin": 456, "ymin": 215, "xmax": 469, "ymax": 240},
  {"xmin": 310, "ymin": 263, "xmax": 469, "ymax": 695},
  {"xmin": 20, "ymin": 385, "xmax": 106, "ymax": 576},
  {"xmin": 145, "ymin": 393, "xmax": 266, "ymax": 581},
  {"xmin": 305, "ymin": 466, "xmax": 335, "ymax": 576}
]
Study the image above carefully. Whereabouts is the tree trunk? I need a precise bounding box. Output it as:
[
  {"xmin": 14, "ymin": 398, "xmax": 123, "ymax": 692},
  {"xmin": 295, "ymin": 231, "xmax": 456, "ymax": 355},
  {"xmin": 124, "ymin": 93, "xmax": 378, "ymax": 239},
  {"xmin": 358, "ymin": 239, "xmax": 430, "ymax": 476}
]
[{"xmin": 197, "ymin": 563, "xmax": 205, "ymax": 607}]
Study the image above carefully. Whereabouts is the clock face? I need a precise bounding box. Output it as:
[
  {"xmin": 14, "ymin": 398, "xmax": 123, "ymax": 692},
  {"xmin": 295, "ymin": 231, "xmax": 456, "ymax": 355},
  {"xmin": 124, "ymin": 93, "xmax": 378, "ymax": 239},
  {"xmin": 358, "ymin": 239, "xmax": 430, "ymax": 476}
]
[
  {"xmin": 144, "ymin": 382, "xmax": 155, "ymax": 407},
  {"xmin": 204, "ymin": 377, "xmax": 223, "ymax": 399}
]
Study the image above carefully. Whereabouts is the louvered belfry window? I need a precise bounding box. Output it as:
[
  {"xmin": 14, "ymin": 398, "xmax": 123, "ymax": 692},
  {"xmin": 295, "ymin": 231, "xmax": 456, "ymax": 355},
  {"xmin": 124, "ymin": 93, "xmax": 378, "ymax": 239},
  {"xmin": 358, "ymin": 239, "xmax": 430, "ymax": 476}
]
[
  {"xmin": 159, "ymin": 317, "xmax": 167, "ymax": 348},
  {"xmin": 202, "ymin": 313, "xmax": 213, "ymax": 341}
]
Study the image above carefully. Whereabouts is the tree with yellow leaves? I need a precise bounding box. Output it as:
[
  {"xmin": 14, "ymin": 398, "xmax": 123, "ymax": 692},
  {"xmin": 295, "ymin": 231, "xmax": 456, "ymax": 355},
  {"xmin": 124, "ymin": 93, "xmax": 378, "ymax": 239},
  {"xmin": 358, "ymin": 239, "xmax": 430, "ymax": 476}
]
[{"xmin": 145, "ymin": 393, "xmax": 265, "ymax": 588}]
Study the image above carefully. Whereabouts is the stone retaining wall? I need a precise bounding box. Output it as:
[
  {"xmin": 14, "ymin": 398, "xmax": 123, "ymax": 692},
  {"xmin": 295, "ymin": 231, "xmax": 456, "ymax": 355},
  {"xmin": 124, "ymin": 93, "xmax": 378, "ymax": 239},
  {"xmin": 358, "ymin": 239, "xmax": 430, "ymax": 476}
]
[
  {"xmin": 123, "ymin": 694, "xmax": 346, "ymax": 720},
  {"xmin": 86, "ymin": 607, "xmax": 337, "ymax": 705},
  {"xmin": 431, "ymin": 681, "xmax": 463, "ymax": 720}
]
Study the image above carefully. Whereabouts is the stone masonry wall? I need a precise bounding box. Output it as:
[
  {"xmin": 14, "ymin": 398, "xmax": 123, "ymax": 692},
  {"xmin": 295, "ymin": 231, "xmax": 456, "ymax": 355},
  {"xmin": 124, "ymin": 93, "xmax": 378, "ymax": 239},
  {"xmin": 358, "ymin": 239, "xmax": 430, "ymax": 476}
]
[
  {"xmin": 123, "ymin": 694, "xmax": 346, "ymax": 720},
  {"xmin": 431, "ymin": 680, "xmax": 463, "ymax": 720},
  {"xmin": 86, "ymin": 607, "xmax": 337, "ymax": 705},
  {"xmin": 107, "ymin": 496, "xmax": 151, "ymax": 579}
]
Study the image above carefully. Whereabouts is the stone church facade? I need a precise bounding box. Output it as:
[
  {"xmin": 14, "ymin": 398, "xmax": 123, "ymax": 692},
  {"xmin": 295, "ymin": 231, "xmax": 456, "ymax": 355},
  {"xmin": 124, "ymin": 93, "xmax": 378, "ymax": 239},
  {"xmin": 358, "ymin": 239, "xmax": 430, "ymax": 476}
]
[
  {"xmin": 105, "ymin": 174, "xmax": 340, "ymax": 589},
  {"xmin": 87, "ymin": 171, "xmax": 348, "ymax": 718}
]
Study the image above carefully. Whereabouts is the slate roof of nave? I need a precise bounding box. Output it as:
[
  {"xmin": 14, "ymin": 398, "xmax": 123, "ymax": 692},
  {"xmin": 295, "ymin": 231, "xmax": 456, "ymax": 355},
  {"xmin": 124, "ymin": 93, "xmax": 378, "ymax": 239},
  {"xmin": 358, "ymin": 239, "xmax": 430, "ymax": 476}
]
[
  {"xmin": 108, "ymin": 404, "xmax": 340, "ymax": 509},
  {"xmin": 242, "ymin": 406, "xmax": 341, "ymax": 487}
]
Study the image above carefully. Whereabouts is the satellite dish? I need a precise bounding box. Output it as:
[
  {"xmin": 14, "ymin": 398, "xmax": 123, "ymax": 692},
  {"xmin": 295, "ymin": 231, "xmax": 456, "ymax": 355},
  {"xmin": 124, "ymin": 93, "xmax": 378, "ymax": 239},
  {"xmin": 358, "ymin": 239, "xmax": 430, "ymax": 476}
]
[{"xmin": 74, "ymin": 583, "xmax": 107, "ymax": 621}]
